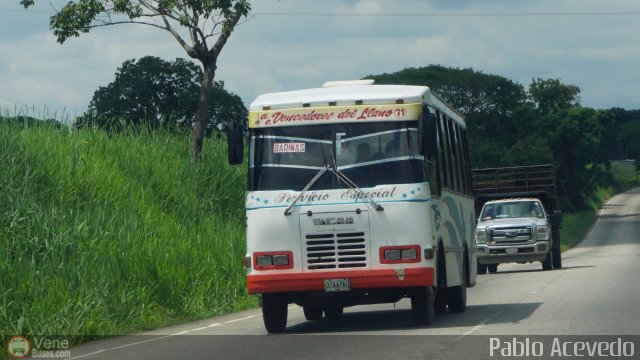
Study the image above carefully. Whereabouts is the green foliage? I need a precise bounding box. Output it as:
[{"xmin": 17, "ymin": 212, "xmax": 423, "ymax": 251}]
[
  {"xmin": 21, "ymin": 1, "xmax": 251, "ymax": 45},
  {"xmin": 367, "ymin": 65, "xmax": 528, "ymax": 168},
  {"xmin": 21, "ymin": 0, "xmax": 252, "ymax": 159},
  {"xmin": 560, "ymin": 211, "xmax": 597, "ymax": 251},
  {"xmin": 622, "ymin": 118, "xmax": 640, "ymax": 163},
  {"xmin": 528, "ymin": 78, "xmax": 581, "ymax": 113},
  {"xmin": 502, "ymin": 137, "xmax": 554, "ymax": 166},
  {"xmin": 366, "ymin": 65, "xmax": 640, "ymax": 210},
  {"xmin": 0, "ymin": 115, "xmax": 62, "ymax": 129},
  {"xmin": 0, "ymin": 122, "xmax": 255, "ymax": 338},
  {"xmin": 77, "ymin": 56, "xmax": 247, "ymax": 134},
  {"xmin": 368, "ymin": 65, "xmax": 527, "ymax": 117}
]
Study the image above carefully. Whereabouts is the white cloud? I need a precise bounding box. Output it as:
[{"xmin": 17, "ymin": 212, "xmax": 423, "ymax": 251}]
[{"xmin": 2, "ymin": 0, "xmax": 640, "ymax": 119}]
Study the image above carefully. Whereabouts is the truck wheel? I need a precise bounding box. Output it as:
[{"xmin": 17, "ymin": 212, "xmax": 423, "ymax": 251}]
[
  {"xmin": 324, "ymin": 306, "xmax": 344, "ymax": 320},
  {"xmin": 303, "ymin": 305, "xmax": 323, "ymax": 321},
  {"xmin": 411, "ymin": 286, "xmax": 435, "ymax": 326},
  {"xmin": 477, "ymin": 263, "xmax": 488, "ymax": 275},
  {"xmin": 552, "ymin": 248, "xmax": 562, "ymax": 269},
  {"xmin": 488, "ymin": 264, "xmax": 498, "ymax": 273},
  {"xmin": 262, "ymin": 293, "xmax": 288, "ymax": 333},
  {"xmin": 542, "ymin": 251, "xmax": 553, "ymax": 271}
]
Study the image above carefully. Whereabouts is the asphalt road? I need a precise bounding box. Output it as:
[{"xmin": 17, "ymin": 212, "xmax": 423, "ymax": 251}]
[{"xmin": 63, "ymin": 188, "xmax": 640, "ymax": 359}]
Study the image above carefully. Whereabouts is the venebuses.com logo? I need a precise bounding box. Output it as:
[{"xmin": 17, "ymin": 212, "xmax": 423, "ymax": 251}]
[
  {"xmin": 6, "ymin": 336, "xmax": 31, "ymax": 358},
  {"xmin": 5, "ymin": 336, "xmax": 71, "ymax": 359}
]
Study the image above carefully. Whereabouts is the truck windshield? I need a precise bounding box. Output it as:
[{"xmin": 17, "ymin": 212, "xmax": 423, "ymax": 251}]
[
  {"xmin": 249, "ymin": 121, "xmax": 426, "ymax": 191},
  {"xmin": 480, "ymin": 201, "xmax": 545, "ymax": 220}
]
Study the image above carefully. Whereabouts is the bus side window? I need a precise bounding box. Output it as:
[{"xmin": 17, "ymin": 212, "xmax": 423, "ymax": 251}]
[
  {"xmin": 425, "ymin": 107, "xmax": 441, "ymax": 196},
  {"xmin": 436, "ymin": 111, "xmax": 447, "ymax": 191}
]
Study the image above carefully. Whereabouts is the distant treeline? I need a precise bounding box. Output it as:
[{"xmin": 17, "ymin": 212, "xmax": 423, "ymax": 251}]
[
  {"xmin": 6, "ymin": 62, "xmax": 639, "ymax": 210},
  {"xmin": 0, "ymin": 115, "xmax": 63, "ymax": 129},
  {"xmin": 368, "ymin": 65, "xmax": 640, "ymax": 210}
]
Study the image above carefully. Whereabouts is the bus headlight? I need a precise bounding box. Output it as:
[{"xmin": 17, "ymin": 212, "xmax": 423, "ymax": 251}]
[
  {"xmin": 254, "ymin": 252, "xmax": 293, "ymax": 270},
  {"xmin": 380, "ymin": 246, "xmax": 421, "ymax": 264}
]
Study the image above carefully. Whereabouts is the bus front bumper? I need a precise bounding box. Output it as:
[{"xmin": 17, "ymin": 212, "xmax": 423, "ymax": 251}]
[{"xmin": 247, "ymin": 267, "xmax": 435, "ymax": 294}]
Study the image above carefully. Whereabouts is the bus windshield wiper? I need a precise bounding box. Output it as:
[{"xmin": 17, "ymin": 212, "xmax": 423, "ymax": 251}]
[
  {"xmin": 283, "ymin": 146, "xmax": 384, "ymax": 216},
  {"xmin": 283, "ymin": 165, "xmax": 330, "ymax": 216},
  {"xmin": 331, "ymin": 167, "xmax": 384, "ymax": 211},
  {"xmin": 328, "ymin": 149, "xmax": 384, "ymax": 212}
]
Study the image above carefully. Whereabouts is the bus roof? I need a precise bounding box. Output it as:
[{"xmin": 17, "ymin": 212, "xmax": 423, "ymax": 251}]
[
  {"xmin": 249, "ymin": 84, "xmax": 466, "ymax": 128},
  {"xmin": 250, "ymin": 84, "xmax": 463, "ymax": 122},
  {"xmin": 249, "ymin": 84, "xmax": 427, "ymax": 110}
]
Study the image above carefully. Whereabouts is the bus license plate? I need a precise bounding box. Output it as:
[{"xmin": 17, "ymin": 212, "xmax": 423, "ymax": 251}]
[
  {"xmin": 506, "ymin": 248, "xmax": 518, "ymax": 254},
  {"xmin": 324, "ymin": 278, "xmax": 350, "ymax": 292}
]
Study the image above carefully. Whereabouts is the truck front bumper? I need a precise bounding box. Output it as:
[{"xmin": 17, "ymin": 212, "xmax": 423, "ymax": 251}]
[{"xmin": 476, "ymin": 241, "xmax": 550, "ymax": 265}]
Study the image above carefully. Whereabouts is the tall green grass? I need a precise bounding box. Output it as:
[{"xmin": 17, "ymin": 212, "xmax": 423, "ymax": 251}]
[{"xmin": 0, "ymin": 122, "xmax": 255, "ymax": 340}]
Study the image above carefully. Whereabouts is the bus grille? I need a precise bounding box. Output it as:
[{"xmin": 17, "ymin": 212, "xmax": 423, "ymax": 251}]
[{"xmin": 304, "ymin": 231, "xmax": 367, "ymax": 270}]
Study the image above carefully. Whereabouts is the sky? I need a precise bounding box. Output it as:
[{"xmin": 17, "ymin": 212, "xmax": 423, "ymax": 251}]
[{"xmin": 1, "ymin": 0, "xmax": 639, "ymax": 123}]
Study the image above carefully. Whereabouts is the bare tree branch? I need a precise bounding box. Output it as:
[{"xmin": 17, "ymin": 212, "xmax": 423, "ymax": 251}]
[
  {"xmin": 161, "ymin": 15, "xmax": 195, "ymax": 57},
  {"xmin": 210, "ymin": 9, "xmax": 244, "ymax": 59}
]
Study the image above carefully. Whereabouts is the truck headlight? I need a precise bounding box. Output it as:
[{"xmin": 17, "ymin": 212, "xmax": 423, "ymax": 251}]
[
  {"xmin": 475, "ymin": 228, "xmax": 488, "ymax": 243},
  {"xmin": 536, "ymin": 225, "xmax": 549, "ymax": 240}
]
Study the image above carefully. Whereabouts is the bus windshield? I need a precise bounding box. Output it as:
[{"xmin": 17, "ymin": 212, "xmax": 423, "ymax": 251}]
[{"xmin": 249, "ymin": 121, "xmax": 426, "ymax": 191}]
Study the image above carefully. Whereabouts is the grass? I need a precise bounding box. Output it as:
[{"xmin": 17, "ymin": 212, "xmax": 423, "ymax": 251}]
[
  {"xmin": 559, "ymin": 211, "xmax": 598, "ymax": 251},
  {"xmin": 0, "ymin": 121, "xmax": 257, "ymax": 343}
]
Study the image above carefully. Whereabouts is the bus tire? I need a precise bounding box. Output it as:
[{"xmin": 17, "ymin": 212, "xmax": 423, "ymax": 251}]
[
  {"xmin": 262, "ymin": 293, "xmax": 288, "ymax": 333},
  {"xmin": 448, "ymin": 253, "xmax": 468, "ymax": 313},
  {"xmin": 411, "ymin": 286, "xmax": 435, "ymax": 326},
  {"xmin": 447, "ymin": 285, "xmax": 467, "ymax": 313},
  {"xmin": 303, "ymin": 305, "xmax": 323, "ymax": 321},
  {"xmin": 434, "ymin": 289, "xmax": 448, "ymax": 314}
]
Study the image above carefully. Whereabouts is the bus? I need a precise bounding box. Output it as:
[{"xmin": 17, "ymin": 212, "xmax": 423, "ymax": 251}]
[{"xmin": 227, "ymin": 80, "xmax": 477, "ymax": 333}]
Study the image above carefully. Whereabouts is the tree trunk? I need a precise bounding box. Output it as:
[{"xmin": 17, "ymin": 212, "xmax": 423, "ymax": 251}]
[{"xmin": 191, "ymin": 61, "xmax": 216, "ymax": 160}]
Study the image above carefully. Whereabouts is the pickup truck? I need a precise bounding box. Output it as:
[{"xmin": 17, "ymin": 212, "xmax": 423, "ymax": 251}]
[{"xmin": 472, "ymin": 165, "xmax": 562, "ymax": 273}]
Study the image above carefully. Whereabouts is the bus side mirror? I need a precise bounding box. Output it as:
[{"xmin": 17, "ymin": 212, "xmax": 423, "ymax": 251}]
[
  {"xmin": 227, "ymin": 122, "xmax": 244, "ymax": 165},
  {"xmin": 419, "ymin": 112, "xmax": 438, "ymax": 157}
]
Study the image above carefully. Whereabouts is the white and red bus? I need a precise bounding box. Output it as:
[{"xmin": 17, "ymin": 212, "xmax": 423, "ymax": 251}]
[{"xmin": 227, "ymin": 80, "xmax": 477, "ymax": 333}]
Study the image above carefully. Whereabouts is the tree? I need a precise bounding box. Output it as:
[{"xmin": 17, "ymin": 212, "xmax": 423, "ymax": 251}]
[
  {"xmin": 21, "ymin": 0, "xmax": 251, "ymax": 159},
  {"xmin": 368, "ymin": 65, "xmax": 526, "ymax": 118},
  {"xmin": 528, "ymin": 78, "xmax": 581, "ymax": 113},
  {"xmin": 367, "ymin": 65, "xmax": 527, "ymax": 167},
  {"xmin": 539, "ymin": 107, "xmax": 603, "ymax": 209},
  {"xmin": 622, "ymin": 120, "xmax": 640, "ymax": 165},
  {"xmin": 78, "ymin": 56, "xmax": 246, "ymax": 134}
]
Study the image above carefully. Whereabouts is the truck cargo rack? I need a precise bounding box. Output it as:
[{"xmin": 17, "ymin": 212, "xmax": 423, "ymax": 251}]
[{"xmin": 472, "ymin": 164, "xmax": 557, "ymax": 215}]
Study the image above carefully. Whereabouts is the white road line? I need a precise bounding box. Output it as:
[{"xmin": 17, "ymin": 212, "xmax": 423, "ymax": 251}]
[
  {"xmin": 69, "ymin": 335, "xmax": 175, "ymax": 359},
  {"xmin": 174, "ymin": 322, "xmax": 224, "ymax": 334},
  {"xmin": 578, "ymin": 197, "xmax": 609, "ymax": 248},
  {"xmin": 459, "ymin": 318, "xmax": 491, "ymax": 338},
  {"xmin": 68, "ymin": 312, "xmax": 262, "ymax": 359},
  {"xmin": 223, "ymin": 314, "xmax": 261, "ymax": 324}
]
